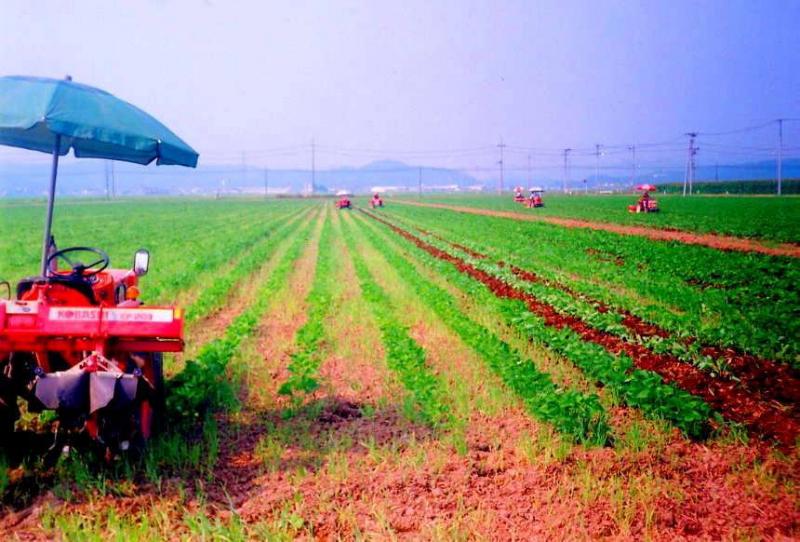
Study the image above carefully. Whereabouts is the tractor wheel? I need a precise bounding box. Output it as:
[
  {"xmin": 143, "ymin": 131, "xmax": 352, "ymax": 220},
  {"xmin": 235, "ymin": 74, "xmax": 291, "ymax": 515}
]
[
  {"xmin": 139, "ymin": 353, "xmax": 165, "ymax": 442},
  {"xmin": 0, "ymin": 361, "xmax": 19, "ymax": 444},
  {"xmin": 0, "ymin": 398, "xmax": 16, "ymax": 443}
]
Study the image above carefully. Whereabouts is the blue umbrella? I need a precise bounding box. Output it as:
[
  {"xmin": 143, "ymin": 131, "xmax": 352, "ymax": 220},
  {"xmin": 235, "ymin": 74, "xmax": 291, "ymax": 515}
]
[{"xmin": 0, "ymin": 75, "xmax": 199, "ymax": 274}]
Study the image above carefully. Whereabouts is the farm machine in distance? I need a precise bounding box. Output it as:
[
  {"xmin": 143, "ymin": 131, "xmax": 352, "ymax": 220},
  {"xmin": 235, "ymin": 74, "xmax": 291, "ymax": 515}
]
[
  {"xmin": 629, "ymin": 184, "xmax": 660, "ymax": 213},
  {"xmin": 335, "ymin": 190, "xmax": 353, "ymax": 209},
  {"xmin": 370, "ymin": 193, "xmax": 384, "ymax": 208},
  {"xmin": 513, "ymin": 187, "xmax": 544, "ymax": 207}
]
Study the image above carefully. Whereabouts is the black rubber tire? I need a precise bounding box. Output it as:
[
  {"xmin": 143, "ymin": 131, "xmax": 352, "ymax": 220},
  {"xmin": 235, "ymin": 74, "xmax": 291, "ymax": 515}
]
[
  {"xmin": 0, "ymin": 390, "xmax": 17, "ymax": 445},
  {"xmin": 150, "ymin": 353, "xmax": 166, "ymax": 429}
]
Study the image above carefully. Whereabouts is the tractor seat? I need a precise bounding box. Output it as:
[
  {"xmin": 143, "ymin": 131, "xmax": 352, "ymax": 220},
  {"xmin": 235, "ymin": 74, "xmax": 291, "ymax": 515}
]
[{"xmin": 16, "ymin": 275, "xmax": 97, "ymax": 304}]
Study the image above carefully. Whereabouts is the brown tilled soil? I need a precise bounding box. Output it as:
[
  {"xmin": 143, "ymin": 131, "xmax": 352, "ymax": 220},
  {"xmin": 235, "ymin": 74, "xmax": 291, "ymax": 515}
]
[
  {"xmin": 397, "ymin": 200, "xmax": 800, "ymax": 258},
  {"xmin": 235, "ymin": 420, "xmax": 799, "ymax": 540}
]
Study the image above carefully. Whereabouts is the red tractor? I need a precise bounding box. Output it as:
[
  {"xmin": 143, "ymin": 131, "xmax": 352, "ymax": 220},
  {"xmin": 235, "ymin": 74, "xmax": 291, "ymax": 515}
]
[
  {"xmin": 527, "ymin": 187, "xmax": 545, "ymax": 208},
  {"xmin": 370, "ymin": 193, "xmax": 384, "ymax": 208},
  {"xmin": 628, "ymin": 184, "xmax": 660, "ymax": 213},
  {"xmin": 335, "ymin": 191, "xmax": 353, "ymax": 209},
  {"xmin": 513, "ymin": 187, "xmax": 526, "ymax": 203},
  {"xmin": 0, "ymin": 243, "xmax": 183, "ymax": 456}
]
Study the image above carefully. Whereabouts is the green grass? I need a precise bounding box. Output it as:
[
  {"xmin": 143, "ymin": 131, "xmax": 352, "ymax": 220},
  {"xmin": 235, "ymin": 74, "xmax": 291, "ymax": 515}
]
[{"xmin": 0, "ymin": 198, "xmax": 310, "ymax": 303}]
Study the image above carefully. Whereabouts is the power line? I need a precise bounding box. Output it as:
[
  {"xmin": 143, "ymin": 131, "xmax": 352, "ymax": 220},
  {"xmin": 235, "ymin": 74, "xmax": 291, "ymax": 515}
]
[
  {"xmin": 310, "ymin": 138, "xmax": 315, "ymax": 195},
  {"xmin": 110, "ymin": 161, "xmax": 115, "ymax": 198},
  {"xmin": 497, "ymin": 140, "xmax": 506, "ymax": 194},
  {"xmin": 683, "ymin": 133, "xmax": 698, "ymax": 196},
  {"xmin": 527, "ymin": 153, "xmax": 532, "ymax": 185},
  {"xmin": 777, "ymin": 119, "xmax": 784, "ymax": 195},
  {"xmin": 594, "ymin": 144, "xmax": 602, "ymax": 184},
  {"xmin": 628, "ymin": 145, "xmax": 636, "ymax": 183},
  {"xmin": 698, "ymin": 120, "xmax": 780, "ymax": 137},
  {"xmin": 104, "ymin": 160, "xmax": 110, "ymax": 200}
]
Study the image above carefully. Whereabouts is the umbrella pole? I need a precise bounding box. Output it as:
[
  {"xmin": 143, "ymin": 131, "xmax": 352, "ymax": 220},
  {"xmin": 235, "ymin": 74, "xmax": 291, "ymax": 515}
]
[{"xmin": 40, "ymin": 134, "xmax": 61, "ymax": 276}]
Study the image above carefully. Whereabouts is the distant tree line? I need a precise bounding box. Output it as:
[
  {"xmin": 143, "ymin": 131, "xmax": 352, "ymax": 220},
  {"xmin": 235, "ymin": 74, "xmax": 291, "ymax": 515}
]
[{"xmin": 657, "ymin": 179, "xmax": 799, "ymax": 195}]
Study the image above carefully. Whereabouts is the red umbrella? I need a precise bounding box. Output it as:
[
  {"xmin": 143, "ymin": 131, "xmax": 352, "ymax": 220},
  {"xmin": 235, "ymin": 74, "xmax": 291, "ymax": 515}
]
[{"xmin": 636, "ymin": 184, "xmax": 657, "ymax": 191}]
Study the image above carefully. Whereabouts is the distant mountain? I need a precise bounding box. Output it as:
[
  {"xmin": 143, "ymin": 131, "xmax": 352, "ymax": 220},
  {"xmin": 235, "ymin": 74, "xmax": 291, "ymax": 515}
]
[
  {"xmin": 0, "ymin": 158, "xmax": 481, "ymax": 197},
  {"xmin": 1, "ymin": 157, "xmax": 797, "ymax": 197}
]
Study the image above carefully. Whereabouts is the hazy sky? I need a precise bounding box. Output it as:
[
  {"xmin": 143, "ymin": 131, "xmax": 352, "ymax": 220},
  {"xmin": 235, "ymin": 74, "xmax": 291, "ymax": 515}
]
[{"xmin": 1, "ymin": 0, "xmax": 798, "ymax": 171}]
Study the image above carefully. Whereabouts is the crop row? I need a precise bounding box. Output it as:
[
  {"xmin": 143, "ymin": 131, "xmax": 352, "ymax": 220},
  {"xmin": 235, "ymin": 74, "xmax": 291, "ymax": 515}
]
[
  {"xmin": 167, "ymin": 208, "xmax": 319, "ymax": 424},
  {"xmin": 358, "ymin": 210, "xmax": 715, "ymax": 439},
  {"xmin": 406, "ymin": 225, "xmax": 800, "ymax": 411},
  {"xmin": 278, "ymin": 210, "xmax": 336, "ymax": 398},
  {"xmin": 371, "ymin": 211, "xmax": 800, "ymax": 445},
  {"xmin": 349, "ymin": 212, "xmax": 611, "ymax": 444},
  {"xmin": 147, "ymin": 203, "xmax": 308, "ymax": 304},
  {"xmin": 0, "ymin": 200, "xmax": 310, "ymax": 312},
  {"xmin": 183, "ymin": 208, "xmax": 310, "ymax": 323},
  {"xmin": 338, "ymin": 214, "xmax": 452, "ymax": 428},
  {"xmin": 386, "ymin": 203, "xmax": 799, "ymax": 366}
]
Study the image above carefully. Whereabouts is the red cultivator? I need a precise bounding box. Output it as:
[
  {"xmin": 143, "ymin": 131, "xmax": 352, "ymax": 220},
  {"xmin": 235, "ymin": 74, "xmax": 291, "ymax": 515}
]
[
  {"xmin": 628, "ymin": 184, "xmax": 660, "ymax": 213},
  {"xmin": 370, "ymin": 193, "xmax": 384, "ymax": 208},
  {"xmin": 0, "ymin": 245, "xmax": 183, "ymax": 456},
  {"xmin": 335, "ymin": 191, "xmax": 353, "ymax": 209}
]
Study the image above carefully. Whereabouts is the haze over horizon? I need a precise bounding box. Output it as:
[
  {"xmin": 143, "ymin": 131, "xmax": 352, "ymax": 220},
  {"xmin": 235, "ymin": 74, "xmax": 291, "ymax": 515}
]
[{"xmin": 1, "ymin": 0, "xmax": 799, "ymax": 178}]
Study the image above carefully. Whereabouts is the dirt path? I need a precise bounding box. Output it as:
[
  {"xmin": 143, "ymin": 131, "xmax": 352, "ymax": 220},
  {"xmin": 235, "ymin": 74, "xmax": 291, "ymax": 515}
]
[{"xmin": 396, "ymin": 200, "xmax": 800, "ymax": 258}]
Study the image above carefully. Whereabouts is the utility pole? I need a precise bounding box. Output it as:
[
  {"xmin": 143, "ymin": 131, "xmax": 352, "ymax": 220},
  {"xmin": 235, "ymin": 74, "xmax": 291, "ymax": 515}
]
[
  {"xmin": 264, "ymin": 168, "xmax": 269, "ymax": 199},
  {"xmin": 628, "ymin": 145, "xmax": 637, "ymax": 184},
  {"xmin": 110, "ymin": 161, "xmax": 115, "ymax": 198},
  {"xmin": 715, "ymin": 162, "xmax": 719, "ymax": 182},
  {"xmin": 562, "ymin": 148, "xmax": 571, "ymax": 193},
  {"xmin": 418, "ymin": 167, "xmax": 422, "ymax": 199},
  {"xmin": 310, "ymin": 138, "xmax": 316, "ymax": 195},
  {"xmin": 527, "ymin": 153, "xmax": 532, "ymax": 186},
  {"xmin": 104, "ymin": 161, "xmax": 110, "ymax": 200},
  {"xmin": 594, "ymin": 144, "xmax": 602, "ymax": 185},
  {"xmin": 777, "ymin": 119, "xmax": 783, "ymax": 196},
  {"xmin": 683, "ymin": 132, "xmax": 698, "ymax": 196},
  {"xmin": 497, "ymin": 140, "xmax": 506, "ymax": 194},
  {"xmin": 241, "ymin": 151, "xmax": 247, "ymax": 188}
]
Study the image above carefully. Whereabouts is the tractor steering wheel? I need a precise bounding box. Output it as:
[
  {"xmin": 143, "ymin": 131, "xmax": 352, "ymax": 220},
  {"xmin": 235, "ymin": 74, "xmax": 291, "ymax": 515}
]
[{"xmin": 45, "ymin": 247, "xmax": 110, "ymax": 279}]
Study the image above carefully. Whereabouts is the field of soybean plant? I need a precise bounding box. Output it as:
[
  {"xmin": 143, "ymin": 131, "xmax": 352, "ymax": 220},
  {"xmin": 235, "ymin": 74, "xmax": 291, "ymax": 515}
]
[{"xmin": 0, "ymin": 196, "xmax": 798, "ymax": 540}]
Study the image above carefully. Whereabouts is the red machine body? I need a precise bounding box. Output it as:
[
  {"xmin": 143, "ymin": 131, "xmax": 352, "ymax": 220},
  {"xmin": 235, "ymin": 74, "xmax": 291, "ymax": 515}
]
[
  {"xmin": 370, "ymin": 194, "xmax": 384, "ymax": 208},
  {"xmin": 527, "ymin": 192, "xmax": 544, "ymax": 208},
  {"xmin": 628, "ymin": 185, "xmax": 660, "ymax": 213},
  {"xmin": 628, "ymin": 191, "xmax": 660, "ymax": 213},
  {"xmin": 1, "ymin": 294, "xmax": 183, "ymax": 358},
  {"xmin": 336, "ymin": 197, "xmax": 352, "ymax": 209}
]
